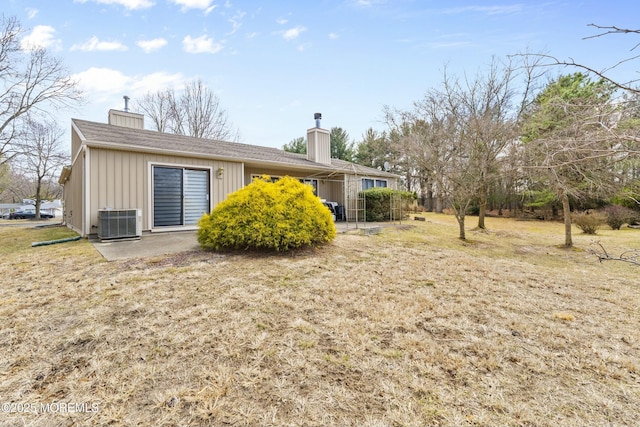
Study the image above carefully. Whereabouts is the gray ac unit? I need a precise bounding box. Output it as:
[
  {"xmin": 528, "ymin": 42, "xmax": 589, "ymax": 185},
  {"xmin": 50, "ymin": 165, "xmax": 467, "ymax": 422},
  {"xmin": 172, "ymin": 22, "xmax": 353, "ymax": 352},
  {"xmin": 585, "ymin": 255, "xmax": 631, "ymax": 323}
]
[{"xmin": 97, "ymin": 209, "xmax": 142, "ymax": 240}]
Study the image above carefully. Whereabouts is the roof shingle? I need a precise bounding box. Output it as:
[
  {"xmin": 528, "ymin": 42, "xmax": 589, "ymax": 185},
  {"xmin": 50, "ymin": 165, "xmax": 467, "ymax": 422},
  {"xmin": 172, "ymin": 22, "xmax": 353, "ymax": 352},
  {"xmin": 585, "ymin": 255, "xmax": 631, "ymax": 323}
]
[{"xmin": 72, "ymin": 119, "xmax": 398, "ymax": 178}]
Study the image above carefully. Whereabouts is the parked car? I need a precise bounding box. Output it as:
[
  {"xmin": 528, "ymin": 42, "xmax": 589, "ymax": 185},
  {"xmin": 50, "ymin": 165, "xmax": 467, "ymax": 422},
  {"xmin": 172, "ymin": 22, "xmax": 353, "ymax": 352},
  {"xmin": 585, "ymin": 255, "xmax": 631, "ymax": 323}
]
[{"xmin": 8, "ymin": 210, "xmax": 54, "ymax": 220}]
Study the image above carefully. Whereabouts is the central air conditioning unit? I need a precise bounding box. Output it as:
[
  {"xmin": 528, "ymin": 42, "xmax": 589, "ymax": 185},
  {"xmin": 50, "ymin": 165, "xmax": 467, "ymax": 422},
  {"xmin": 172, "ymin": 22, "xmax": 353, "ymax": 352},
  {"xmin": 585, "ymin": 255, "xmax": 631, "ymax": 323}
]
[{"xmin": 97, "ymin": 209, "xmax": 142, "ymax": 241}]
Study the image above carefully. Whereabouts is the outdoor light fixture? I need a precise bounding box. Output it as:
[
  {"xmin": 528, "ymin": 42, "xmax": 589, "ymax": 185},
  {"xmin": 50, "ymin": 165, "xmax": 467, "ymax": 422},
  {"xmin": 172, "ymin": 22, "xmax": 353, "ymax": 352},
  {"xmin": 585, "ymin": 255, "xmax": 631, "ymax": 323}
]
[{"xmin": 217, "ymin": 166, "xmax": 224, "ymax": 178}]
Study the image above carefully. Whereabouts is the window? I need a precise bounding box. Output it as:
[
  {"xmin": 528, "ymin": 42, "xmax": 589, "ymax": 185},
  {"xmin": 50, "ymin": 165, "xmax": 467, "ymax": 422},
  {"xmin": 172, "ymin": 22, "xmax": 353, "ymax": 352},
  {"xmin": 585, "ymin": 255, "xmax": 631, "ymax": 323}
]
[
  {"xmin": 301, "ymin": 179, "xmax": 318, "ymax": 195},
  {"xmin": 251, "ymin": 174, "xmax": 281, "ymax": 183},
  {"xmin": 362, "ymin": 178, "xmax": 387, "ymax": 189}
]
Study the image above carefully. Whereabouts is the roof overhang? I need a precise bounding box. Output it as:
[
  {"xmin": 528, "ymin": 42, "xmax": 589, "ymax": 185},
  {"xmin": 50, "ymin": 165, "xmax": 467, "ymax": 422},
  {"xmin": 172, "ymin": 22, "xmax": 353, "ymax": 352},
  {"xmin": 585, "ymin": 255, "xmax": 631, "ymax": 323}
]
[{"xmin": 58, "ymin": 165, "xmax": 72, "ymax": 184}]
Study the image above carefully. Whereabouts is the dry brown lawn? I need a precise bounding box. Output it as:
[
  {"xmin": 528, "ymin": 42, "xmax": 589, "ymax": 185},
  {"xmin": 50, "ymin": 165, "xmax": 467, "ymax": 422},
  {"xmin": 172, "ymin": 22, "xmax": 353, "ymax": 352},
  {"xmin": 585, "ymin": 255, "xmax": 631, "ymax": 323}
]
[{"xmin": 0, "ymin": 214, "xmax": 638, "ymax": 427}]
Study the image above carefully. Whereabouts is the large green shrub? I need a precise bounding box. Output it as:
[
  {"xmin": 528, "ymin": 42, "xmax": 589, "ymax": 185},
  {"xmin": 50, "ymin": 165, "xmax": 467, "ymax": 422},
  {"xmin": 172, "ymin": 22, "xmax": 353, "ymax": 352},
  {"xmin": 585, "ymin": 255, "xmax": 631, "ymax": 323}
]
[
  {"xmin": 358, "ymin": 188, "xmax": 415, "ymax": 222},
  {"xmin": 198, "ymin": 175, "xmax": 336, "ymax": 251}
]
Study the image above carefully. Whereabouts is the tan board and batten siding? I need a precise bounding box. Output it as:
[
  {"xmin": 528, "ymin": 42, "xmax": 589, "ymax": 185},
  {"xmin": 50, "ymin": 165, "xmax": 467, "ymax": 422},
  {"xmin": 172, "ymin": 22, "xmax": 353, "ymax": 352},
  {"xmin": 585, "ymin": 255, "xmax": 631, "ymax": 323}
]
[
  {"xmin": 87, "ymin": 148, "xmax": 242, "ymax": 233},
  {"xmin": 60, "ymin": 129, "xmax": 84, "ymax": 234}
]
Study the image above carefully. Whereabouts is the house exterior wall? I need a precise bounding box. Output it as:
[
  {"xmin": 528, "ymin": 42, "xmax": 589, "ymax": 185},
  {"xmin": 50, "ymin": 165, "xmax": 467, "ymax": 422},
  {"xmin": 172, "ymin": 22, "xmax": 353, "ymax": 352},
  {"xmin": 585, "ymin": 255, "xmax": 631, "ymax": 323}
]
[
  {"xmin": 326, "ymin": 179, "xmax": 344, "ymax": 204},
  {"xmin": 71, "ymin": 126, "xmax": 82, "ymax": 160},
  {"xmin": 64, "ymin": 155, "xmax": 84, "ymax": 233},
  {"xmin": 61, "ymin": 130, "xmax": 85, "ymax": 233},
  {"xmin": 84, "ymin": 147, "xmax": 243, "ymax": 235}
]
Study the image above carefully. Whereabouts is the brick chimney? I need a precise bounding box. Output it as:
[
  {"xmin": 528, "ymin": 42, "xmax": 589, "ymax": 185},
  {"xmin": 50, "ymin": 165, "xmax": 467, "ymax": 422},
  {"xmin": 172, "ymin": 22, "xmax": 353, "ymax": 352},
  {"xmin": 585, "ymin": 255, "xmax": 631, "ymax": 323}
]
[{"xmin": 307, "ymin": 113, "xmax": 331, "ymax": 165}]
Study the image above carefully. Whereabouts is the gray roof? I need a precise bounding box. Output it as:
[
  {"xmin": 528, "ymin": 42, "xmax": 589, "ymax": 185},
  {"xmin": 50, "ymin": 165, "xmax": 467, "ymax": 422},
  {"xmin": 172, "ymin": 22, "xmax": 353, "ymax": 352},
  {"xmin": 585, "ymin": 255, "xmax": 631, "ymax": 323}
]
[{"xmin": 72, "ymin": 119, "xmax": 398, "ymax": 178}]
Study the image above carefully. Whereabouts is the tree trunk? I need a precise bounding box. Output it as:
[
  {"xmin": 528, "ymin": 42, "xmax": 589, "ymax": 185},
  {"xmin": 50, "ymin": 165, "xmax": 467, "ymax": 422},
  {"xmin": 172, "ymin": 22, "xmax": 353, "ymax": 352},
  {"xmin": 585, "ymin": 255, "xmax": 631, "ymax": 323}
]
[
  {"xmin": 35, "ymin": 179, "xmax": 42, "ymax": 220},
  {"xmin": 434, "ymin": 179, "xmax": 444, "ymax": 213},
  {"xmin": 425, "ymin": 180, "xmax": 433, "ymax": 212},
  {"xmin": 477, "ymin": 184, "xmax": 487, "ymax": 229},
  {"xmin": 561, "ymin": 193, "xmax": 572, "ymax": 248},
  {"xmin": 456, "ymin": 214, "xmax": 466, "ymax": 240}
]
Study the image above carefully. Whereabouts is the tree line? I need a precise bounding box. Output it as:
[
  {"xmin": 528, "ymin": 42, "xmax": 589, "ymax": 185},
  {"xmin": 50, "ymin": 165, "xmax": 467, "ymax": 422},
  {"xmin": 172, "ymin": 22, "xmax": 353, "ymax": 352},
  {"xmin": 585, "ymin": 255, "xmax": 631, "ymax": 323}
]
[{"xmin": 285, "ymin": 54, "xmax": 640, "ymax": 247}]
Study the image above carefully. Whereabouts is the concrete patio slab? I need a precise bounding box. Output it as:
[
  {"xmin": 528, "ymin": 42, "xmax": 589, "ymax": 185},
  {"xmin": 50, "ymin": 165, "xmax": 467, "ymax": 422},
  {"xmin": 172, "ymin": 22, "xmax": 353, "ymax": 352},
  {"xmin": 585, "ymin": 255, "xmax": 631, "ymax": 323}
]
[
  {"xmin": 91, "ymin": 222, "xmax": 397, "ymax": 261},
  {"xmin": 92, "ymin": 230, "xmax": 200, "ymax": 261}
]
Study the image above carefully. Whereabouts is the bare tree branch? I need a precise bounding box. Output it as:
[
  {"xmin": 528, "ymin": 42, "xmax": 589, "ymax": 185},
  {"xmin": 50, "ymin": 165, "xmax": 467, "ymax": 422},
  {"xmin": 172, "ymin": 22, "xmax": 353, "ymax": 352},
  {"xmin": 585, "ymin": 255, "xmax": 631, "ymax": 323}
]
[
  {"xmin": 0, "ymin": 16, "xmax": 82, "ymax": 165},
  {"xmin": 584, "ymin": 24, "xmax": 640, "ymax": 44},
  {"xmin": 135, "ymin": 79, "xmax": 239, "ymax": 142},
  {"xmin": 588, "ymin": 241, "xmax": 640, "ymax": 266}
]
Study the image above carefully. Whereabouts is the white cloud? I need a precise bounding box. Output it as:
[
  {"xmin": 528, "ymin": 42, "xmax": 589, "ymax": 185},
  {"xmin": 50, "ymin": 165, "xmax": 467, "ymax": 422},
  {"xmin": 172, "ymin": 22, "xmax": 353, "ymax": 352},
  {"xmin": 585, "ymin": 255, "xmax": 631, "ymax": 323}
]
[
  {"xmin": 74, "ymin": 0, "xmax": 155, "ymax": 10},
  {"xmin": 72, "ymin": 67, "xmax": 186, "ymax": 103},
  {"xmin": 328, "ymin": 32, "xmax": 339, "ymax": 40},
  {"xmin": 26, "ymin": 8, "xmax": 39, "ymax": 19},
  {"xmin": 72, "ymin": 67, "xmax": 131, "ymax": 99},
  {"xmin": 276, "ymin": 17, "xmax": 288, "ymax": 25},
  {"xmin": 137, "ymin": 38, "xmax": 168, "ymax": 53},
  {"xmin": 183, "ymin": 34, "xmax": 223, "ymax": 54},
  {"xmin": 130, "ymin": 71, "xmax": 187, "ymax": 93},
  {"xmin": 282, "ymin": 26, "xmax": 306, "ymax": 41},
  {"xmin": 71, "ymin": 36, "xmax": 128, "ymax": 52},
  {"xmin": 172, "ymin": 0, "xmax": 217, "ymax": 13},
  {"xmin": 20, "ymin": 25, "xmax": 61, "ymax": 50},
  {"xmin": 227, "ymin": 11, "xmax": 246, "ymax": 35}
]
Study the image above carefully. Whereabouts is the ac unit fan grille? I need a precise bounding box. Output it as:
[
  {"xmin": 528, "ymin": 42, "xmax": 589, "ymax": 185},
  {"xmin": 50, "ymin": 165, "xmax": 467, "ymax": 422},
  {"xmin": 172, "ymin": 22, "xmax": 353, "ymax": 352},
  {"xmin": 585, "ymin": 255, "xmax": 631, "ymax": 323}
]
[{"xmin": 98, "ymin": 209, "xmax": 141, "ymax": 240}]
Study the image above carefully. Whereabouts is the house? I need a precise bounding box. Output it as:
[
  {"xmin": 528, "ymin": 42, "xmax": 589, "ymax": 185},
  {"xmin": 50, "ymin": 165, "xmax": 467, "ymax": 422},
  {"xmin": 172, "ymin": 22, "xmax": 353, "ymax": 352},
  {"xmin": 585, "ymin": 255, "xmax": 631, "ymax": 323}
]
[
  {"xmin": 58, "ymin": 108, "xmax": 399, "ymax": 238},
  {"xmin": 41, "ymin": 200, "xmax": 63, "ymax": 218}
]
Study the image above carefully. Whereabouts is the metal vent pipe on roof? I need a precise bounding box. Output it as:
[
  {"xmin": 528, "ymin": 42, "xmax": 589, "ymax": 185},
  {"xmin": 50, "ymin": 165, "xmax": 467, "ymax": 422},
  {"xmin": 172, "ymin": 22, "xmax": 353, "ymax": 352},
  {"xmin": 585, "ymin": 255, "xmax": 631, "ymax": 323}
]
[
  {"xmin": 123, "ymin": 95, "xmax": 130, "ymax": 112},
  {"xmin": 314, "ymin": 112, "xmax": 322, "ymax": 128}
]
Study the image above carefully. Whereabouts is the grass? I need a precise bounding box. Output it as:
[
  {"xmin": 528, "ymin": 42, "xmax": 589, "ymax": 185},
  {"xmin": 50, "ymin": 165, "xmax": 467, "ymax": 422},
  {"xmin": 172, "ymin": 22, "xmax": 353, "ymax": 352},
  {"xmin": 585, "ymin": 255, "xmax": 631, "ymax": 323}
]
[{"xmin": 0, "ymin": 215, "xmax": 638, "ymax": 426}]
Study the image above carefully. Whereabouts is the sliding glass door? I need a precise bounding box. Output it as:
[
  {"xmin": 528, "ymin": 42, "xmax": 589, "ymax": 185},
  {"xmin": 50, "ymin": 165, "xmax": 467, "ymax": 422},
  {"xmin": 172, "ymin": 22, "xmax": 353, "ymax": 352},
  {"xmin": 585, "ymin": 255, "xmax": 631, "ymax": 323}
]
[{"xmin": 153, "ymin": 166, "xmax": 210, "ymax": 227}]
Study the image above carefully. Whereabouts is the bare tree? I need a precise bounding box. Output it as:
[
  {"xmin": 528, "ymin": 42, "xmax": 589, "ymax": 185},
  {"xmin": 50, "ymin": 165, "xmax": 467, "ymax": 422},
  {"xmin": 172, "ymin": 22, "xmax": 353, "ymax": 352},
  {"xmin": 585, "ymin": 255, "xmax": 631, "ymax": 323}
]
[
  {"xmin": 15, "ymin": 116, "xmax": 67, "ymax": 218},
  {"xmin": 0, "ymin": 166, "xmax": 28, "ymax": 202},
  {"xmin": 182, "ymin": 79, "xmax": 235, "ymax": 140},
  {"xmin": 0, "ymin": 15, "xmax": 82, "ymax": 165},
  {"xmin": 385, "ymin": 102, "xmax": 449, "ymax": 213},
  {"xmin": 0, "ymin": 158, "xmax": 10, "ymax": 199},
  {"xmin": 136, "ymin": 79, "xmax": 239, "ymax": 141},
  {"xmin": 454, "ymin": 58, "xmax": 522, "ymax": 229},
  {"xmin": 136, "ymin": 89, "xmax": 175, "ymax": 133},
  {"xmin": 387, "ymin": 60, "xmax": 528, "ymax": 238}
]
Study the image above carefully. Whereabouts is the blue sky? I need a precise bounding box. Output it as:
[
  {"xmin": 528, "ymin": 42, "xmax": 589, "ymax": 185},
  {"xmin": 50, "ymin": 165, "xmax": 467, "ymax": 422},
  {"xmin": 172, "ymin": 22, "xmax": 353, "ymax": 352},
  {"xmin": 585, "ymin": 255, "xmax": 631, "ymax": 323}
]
[{"xmin": 5, "ymin": 0, "xmax": 640, "ymax": 150}]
